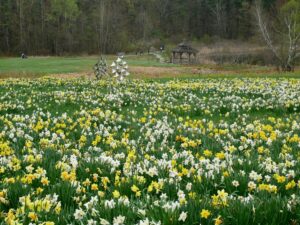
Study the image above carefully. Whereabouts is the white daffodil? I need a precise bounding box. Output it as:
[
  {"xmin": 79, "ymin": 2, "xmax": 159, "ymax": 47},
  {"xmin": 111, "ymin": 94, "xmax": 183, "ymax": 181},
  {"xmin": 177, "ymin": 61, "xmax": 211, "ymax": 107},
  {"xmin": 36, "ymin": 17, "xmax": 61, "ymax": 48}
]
[
  {"xmin": 88, "ymin": 219, "xmax": 97, "ymax": 225},
  {"xmin": 100, "ymin": 218, "xmax": 110, "ymax": 225},
  {"xmin": 74, "ymin": 208, "xmax": 86, "ymax": 220},
  {"xmin": 178, "ymin": 211, "xmax": 187, "ymax": 222},
  {"xmin": 113, "ymin": 215, "xmax": 126, "ymax": 225}
]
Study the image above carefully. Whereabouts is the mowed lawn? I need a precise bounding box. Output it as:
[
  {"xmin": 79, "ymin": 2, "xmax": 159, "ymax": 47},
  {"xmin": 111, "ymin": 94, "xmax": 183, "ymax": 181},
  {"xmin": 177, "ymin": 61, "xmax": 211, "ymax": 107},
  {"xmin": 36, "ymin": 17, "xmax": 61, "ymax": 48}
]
[
  {"xmin": 0, "ymin": 57, "xmax": 98, "ymax": 74},
  {"xmin": 1, "ymin": 55, "xmax": 300, "ymax": 80},
  {"xmin": 0, "ymin": 55, "xmax": 177, "ymax": 76}
]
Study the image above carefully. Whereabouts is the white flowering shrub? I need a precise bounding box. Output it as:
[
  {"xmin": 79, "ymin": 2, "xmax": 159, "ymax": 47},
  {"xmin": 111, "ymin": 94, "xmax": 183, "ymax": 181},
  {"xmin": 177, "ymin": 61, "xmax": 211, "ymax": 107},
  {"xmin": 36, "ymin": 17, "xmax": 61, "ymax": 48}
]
[
  {"xmin": 94, "ymin": 56, "xmax": 108, "ymax": 80},
  {"xmin": 111, "ymin": 56, "xmax": 130, "ymax": 81}
]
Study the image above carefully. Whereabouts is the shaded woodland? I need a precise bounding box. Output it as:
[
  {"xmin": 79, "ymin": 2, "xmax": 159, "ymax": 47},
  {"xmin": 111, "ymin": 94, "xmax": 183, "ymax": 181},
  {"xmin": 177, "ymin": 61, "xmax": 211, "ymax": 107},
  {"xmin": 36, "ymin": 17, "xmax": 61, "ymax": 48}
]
[{"xmin": 0, "ymin": 0, "xmax": 288, "ymax": 55}]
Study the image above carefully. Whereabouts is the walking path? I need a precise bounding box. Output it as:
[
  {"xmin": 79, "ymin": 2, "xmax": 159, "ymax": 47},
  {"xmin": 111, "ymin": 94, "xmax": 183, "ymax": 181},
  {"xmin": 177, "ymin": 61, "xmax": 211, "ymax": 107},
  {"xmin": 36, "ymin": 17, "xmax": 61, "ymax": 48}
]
[{"xmin": 151, "ymin": 51, "xmax": 166, "ymax": 63}]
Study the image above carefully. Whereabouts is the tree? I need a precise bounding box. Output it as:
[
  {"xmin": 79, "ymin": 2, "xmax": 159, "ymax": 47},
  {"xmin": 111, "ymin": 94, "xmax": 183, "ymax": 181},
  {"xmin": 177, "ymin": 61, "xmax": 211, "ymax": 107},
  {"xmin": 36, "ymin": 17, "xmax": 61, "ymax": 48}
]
[
  {"xmin": 280, "ymin": 0, "xmax": 300, "ymax": 70},
  {"xmin": 255, "ymin": 0, "xmax": 300, "ymax": 71},
  {"xmin": 47, "ymin": 0, "xmax": 79, "ymax": 54},
  {"xmin": 208, "ymin": 0, "xmax": 226, "ymax": 38},
  {"xmin": 0, "ymin": 0, "xmax": 284, "ymax": 56}
]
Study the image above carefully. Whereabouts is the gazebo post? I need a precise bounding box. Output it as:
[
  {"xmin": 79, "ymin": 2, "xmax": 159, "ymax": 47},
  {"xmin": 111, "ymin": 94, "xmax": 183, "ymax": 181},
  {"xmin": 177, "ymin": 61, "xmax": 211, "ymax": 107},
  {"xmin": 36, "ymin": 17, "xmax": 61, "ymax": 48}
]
[
  {"xmin": 173, "ymin": 52, "xmax": 175, "ymax": 63},
  {"xmin": 188, "ymin": 53, "xmax": 191, "ymax": 63},
  {"xmin": 180, "ymin": 53, "xmax": 182, "ymax": 64}
]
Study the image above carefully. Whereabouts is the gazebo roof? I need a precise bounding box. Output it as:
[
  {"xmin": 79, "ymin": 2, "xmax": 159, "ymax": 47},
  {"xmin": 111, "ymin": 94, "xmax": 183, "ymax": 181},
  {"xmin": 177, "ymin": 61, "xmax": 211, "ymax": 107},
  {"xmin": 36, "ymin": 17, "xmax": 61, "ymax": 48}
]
[{"xmin": 172, "ymin": 42, "xmax": 198, "ymax": 54}]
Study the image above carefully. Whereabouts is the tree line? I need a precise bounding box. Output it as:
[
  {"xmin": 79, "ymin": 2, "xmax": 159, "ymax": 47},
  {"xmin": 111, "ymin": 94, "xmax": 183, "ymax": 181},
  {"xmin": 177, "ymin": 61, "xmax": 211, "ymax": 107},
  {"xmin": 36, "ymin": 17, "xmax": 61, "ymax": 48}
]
[{"xmin": 0, "ymin": 0, "xmax": 282, "ymax": 56}]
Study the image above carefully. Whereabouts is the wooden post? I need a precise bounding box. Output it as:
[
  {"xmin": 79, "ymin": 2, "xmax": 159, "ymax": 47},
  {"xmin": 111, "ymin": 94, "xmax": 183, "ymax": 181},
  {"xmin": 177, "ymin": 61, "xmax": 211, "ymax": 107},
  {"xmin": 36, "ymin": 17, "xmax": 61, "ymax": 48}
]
[{"xmin": 173, "ymin": 52, "xmax": 175, "ymax": 63}]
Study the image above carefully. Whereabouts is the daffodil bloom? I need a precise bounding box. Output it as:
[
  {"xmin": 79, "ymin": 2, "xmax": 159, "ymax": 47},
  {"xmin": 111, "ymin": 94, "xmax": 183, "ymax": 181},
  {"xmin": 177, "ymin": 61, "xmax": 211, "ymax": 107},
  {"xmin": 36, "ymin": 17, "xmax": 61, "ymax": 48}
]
[
  {"xmin": 28, "ymin": 212, "xmax": 38, "ymax": 222},
  {"xmin": 113, "ymin": 190, "xmax": 120, "ymax": 198},
  {"xmin": 214, "ymin": 216, "xmax": 223, "ymax": 225},
  {"xmin": 200, "ymin": 209, "xmax": 211, "ymax": 219}
]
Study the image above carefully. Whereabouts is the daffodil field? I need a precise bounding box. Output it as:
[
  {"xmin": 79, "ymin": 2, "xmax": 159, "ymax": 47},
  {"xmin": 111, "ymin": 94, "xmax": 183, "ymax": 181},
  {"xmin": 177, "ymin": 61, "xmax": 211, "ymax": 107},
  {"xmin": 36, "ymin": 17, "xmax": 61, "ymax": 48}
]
[{"xmin": 1, "ymin": 78, "xmax": 300, "ymax": 225}]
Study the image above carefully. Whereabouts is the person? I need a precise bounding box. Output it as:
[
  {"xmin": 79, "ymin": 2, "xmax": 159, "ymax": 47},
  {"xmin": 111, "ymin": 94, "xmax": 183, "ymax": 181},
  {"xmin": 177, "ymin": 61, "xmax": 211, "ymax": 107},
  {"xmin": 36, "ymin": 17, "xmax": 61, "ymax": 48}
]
[
  {"xmin": 160, "ymin": 44, "xmax": 164, "ymax": 53},
  {"xmin": 21, "ymin": 53, "xmax": 27, "ymax": 59}
]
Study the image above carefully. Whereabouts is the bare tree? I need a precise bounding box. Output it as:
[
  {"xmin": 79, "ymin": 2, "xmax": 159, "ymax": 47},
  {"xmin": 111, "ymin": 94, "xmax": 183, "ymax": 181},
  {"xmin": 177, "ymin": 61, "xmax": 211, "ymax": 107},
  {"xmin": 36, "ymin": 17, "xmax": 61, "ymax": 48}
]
[
  {"xmin": 97, "ymin": 0, "xmax": 106, "ymax": 53},
  {"xmin": 18, "ymin": 0, "xmax": 25, "ymax": 51},
  {"xmin": 283, "ymin": 6, "xmax": 300, "ymax": 71},
  {"xmin": 154, "ymin": 0, "xmax": 170, "ymax": 27},
  {"xmin": 255, "ymin": 0, "xmax": 300, "ymax": 71},
  {"xmin": 209, "ymin": 0, "xmax": 226, "ymax": 37}
]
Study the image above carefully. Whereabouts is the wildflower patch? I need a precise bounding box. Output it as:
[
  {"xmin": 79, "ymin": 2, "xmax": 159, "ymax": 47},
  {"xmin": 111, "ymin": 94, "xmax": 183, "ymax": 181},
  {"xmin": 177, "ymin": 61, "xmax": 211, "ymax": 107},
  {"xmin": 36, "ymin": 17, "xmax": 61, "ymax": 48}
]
[{"xmin": 0, "ymin": 78, "xmax": 300, "ymax": 224}]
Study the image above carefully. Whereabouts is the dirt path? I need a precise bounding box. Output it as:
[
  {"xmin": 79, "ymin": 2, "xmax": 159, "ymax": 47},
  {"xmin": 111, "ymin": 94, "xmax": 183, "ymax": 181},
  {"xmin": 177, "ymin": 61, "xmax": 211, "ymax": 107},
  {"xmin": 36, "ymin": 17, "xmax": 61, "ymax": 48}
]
[{"xmin": 50, "ymin": 66, "xmax": 200, "ymax": 79}]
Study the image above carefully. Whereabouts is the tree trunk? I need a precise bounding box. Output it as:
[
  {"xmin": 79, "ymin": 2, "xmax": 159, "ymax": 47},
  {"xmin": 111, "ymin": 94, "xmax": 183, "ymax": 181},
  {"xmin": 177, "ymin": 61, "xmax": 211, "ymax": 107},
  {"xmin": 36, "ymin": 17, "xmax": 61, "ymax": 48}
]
[{"xmin": 19, "ymin": 0, "xmax": 24, "ymax": 52}]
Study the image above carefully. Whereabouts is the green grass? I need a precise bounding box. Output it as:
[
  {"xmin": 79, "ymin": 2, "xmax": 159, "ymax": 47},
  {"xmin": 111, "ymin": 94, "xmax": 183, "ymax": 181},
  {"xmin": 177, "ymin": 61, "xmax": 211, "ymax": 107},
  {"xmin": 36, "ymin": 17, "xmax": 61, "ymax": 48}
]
[
  {"xmin": 1, "ymin": 55, "xmax": 300, "ymax": 80},
  {"xmin": 0, "ymin": 57, "xmax": 94, "ymax": 74},
  {"xmin": 0, "ymin": 55, "xmax": 177, "ymax": 75}
]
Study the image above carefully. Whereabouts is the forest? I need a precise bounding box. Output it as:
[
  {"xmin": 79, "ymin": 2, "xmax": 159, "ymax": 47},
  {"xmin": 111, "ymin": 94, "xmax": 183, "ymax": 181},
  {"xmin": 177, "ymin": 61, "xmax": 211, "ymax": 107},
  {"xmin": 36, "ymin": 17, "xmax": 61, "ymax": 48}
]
[{"xmin": 0, "ymin": 0, "xmax": 280, "ymax": 55}]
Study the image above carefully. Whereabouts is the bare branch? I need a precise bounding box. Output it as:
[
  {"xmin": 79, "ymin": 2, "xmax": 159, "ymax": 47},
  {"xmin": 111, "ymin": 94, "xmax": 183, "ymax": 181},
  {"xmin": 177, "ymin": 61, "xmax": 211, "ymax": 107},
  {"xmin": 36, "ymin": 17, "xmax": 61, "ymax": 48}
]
[{"xmin": 254, "ymin": 0, "xmax": 282, "ymax": 63}]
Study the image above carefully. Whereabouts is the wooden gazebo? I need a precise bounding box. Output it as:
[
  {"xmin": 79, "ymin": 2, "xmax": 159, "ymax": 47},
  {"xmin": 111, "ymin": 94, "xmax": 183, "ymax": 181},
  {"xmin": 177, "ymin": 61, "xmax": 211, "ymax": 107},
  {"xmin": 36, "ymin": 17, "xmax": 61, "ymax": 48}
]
[{"xmin": 171, "ymin": 42, "xmax": 198, "ymax": 64}]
